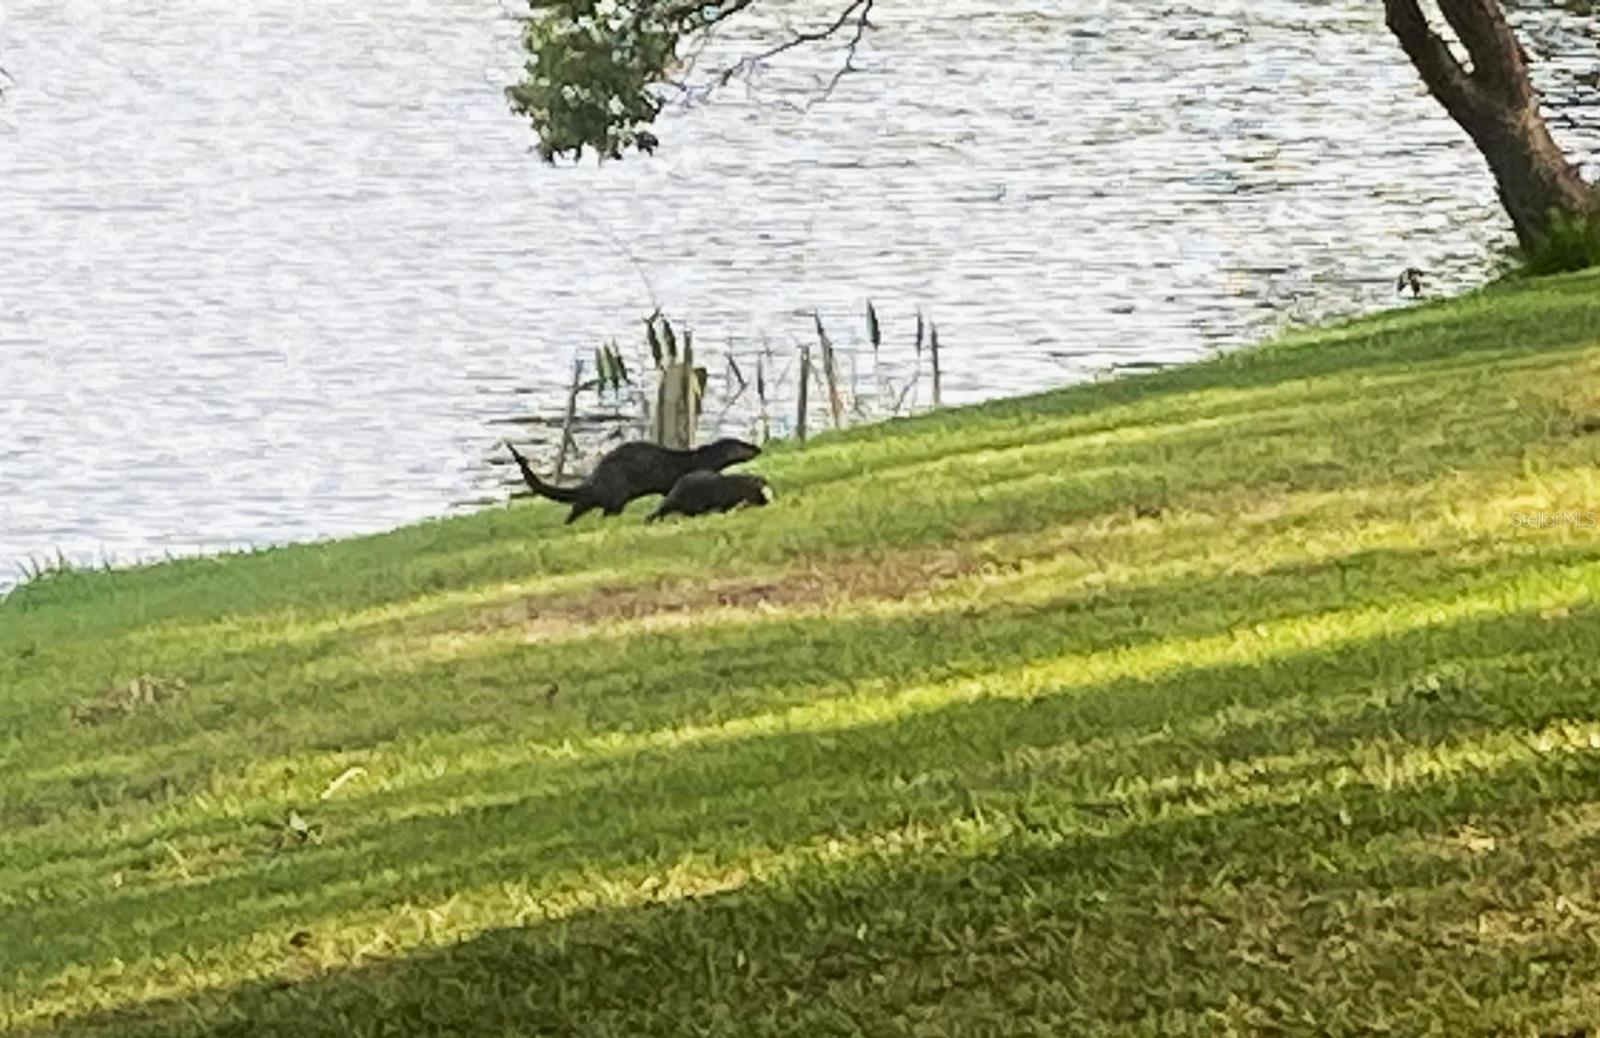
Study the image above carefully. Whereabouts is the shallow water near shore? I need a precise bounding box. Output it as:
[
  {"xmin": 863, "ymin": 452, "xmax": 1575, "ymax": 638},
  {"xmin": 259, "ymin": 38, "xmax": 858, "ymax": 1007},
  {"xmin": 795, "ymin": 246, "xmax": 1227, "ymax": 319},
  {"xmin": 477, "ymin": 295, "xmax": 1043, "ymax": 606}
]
[{"xmin": 1, "ymin": 0, "xmax": 1596, "ymax": 588}]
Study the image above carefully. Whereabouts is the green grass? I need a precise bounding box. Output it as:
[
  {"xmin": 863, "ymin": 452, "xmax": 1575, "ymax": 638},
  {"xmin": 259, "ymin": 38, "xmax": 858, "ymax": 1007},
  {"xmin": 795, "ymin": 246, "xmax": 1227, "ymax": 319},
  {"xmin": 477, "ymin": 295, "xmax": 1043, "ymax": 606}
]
[
  {"xmin": 5, "ymin": 271, "xmax": 1600, "ymax": 1037},
  {"xmin": 1517, "ymin": 210, "xmax": 1600, "ymax": 278}
]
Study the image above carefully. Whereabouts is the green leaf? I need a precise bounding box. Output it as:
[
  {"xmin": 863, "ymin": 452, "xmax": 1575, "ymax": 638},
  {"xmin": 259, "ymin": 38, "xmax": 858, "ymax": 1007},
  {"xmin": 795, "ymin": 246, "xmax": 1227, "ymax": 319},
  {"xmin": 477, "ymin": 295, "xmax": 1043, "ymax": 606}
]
[
  {"xmin": 646, "ymin": 318, "xmax": 662, "ymax": 369},
  {"xmin": 504, "ymin": 3, "xmax": 678, "ymax": 163}
]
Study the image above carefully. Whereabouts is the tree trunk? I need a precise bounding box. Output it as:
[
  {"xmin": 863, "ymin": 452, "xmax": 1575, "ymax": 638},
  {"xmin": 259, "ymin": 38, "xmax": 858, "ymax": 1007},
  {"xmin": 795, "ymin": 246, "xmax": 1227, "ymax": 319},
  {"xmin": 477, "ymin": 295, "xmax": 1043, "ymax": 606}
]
[{"xmin": 1385, "ymin": 0, "xmax": 1597, "ymax": 249}]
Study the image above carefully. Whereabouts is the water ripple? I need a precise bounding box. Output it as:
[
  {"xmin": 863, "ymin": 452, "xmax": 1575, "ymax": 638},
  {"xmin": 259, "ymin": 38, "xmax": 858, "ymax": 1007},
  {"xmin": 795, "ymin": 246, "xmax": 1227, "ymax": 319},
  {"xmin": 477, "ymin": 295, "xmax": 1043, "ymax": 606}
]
[{"xmin": 0, "ymin": 0, "xmax": 1595, "ymax": 587}]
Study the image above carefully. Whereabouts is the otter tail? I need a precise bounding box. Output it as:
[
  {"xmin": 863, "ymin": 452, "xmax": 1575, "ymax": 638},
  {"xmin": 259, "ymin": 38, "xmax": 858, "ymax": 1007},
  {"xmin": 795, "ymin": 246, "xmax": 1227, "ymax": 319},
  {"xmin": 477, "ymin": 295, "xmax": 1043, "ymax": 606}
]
[{"xmin": 505, "ymin": 441, "xmax": 580, "ymax": 504}]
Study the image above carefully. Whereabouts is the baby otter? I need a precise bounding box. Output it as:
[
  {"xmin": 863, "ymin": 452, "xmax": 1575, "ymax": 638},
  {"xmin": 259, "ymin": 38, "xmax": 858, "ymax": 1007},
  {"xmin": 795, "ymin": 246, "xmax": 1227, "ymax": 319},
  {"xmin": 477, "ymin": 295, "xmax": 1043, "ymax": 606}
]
[
  {"xmin": 645, "ymin": 470, "xmax": 773, "ymax": 523},
  {"xmin": 505, "ymin": 437, "xmax": 761, "ymax": 524}
]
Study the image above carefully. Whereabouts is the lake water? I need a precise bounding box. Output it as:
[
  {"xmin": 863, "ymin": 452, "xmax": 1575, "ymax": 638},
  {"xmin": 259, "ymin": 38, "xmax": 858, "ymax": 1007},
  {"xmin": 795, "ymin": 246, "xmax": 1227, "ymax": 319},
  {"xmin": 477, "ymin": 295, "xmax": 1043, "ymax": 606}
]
[{"xmin": 1, "ymin": 0, "xmax": 1596, "ymax": 588}]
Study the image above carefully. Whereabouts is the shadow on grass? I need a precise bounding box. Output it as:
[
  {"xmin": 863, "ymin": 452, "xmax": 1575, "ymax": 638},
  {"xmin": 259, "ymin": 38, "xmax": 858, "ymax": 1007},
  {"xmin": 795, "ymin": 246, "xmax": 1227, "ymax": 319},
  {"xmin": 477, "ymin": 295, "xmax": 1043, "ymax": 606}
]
[
  {"xmin": 11, "ymin": 538, "xmax": 1589, "ymax": 833},
  {"xmin": 10, "ymin": 579, "xmax": 1599, "ymax": 1028},
  {"xmin": 30, "ymin": 691, "xmax": 1600, "ymax": 1037}
]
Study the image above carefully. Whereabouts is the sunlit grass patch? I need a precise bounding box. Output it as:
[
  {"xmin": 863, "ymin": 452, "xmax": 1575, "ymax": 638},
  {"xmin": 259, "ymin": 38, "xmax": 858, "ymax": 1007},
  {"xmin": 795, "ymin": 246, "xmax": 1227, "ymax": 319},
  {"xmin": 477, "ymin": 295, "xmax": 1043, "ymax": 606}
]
[{"xmin": 5, "ymin": 271, "xmax": 1600, "ymax": 1036}]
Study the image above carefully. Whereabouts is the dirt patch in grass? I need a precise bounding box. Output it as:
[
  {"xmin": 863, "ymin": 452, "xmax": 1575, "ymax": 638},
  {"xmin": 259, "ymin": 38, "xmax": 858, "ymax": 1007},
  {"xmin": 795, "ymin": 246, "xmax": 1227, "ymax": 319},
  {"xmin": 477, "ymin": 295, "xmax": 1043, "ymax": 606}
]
[{"xmin": 469, "ymin": 549, "xmax": 986, "ymax": 633}]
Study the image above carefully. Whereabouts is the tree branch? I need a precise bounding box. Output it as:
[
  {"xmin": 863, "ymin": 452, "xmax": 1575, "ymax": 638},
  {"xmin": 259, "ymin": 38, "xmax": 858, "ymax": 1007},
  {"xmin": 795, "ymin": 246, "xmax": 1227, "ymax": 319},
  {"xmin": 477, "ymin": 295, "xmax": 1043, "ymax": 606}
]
[
  {"xmin": 1385, "ymin": 0, "xmax": 1597, "ymax": 247},
  {"xmin": 711, "ymin": 0, "xmax": 874, "ymax": 88},
  {"xmin": 658, "ymin": 0, "xmax": 758, "ymax": 28},
  {"xmin": 1436, "ymin": 0, "xmax": 1532, "ymax": 101},
  {"xmin": 1383, "ymin": 0, "xmax": 1481, "ymax": 114},
  {"xmin": 663, "ymin": 0, "xmax": 874, "ymax": 110},
  {"xmin": 506, "ymin": 0, "xmax": 875, "ymax": 162}
]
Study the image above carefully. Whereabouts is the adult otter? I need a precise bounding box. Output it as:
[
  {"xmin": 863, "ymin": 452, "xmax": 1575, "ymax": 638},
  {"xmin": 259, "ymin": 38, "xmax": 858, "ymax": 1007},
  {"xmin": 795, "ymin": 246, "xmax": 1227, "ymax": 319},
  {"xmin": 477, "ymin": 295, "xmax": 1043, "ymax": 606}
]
[
  {"xmin": 505, "ymin": 437, "xmax": 761, "ymax": 524},
  {"xmin": 645, "ymin": 470, "xmax": 773, "ymax": 523}
]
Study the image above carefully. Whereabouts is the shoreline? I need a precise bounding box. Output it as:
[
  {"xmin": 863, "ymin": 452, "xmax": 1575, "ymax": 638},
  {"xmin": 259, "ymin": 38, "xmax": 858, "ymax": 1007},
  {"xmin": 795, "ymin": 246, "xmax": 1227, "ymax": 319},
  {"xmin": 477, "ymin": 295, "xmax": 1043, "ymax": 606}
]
[
  {"xmin": 0, "ymin": 284, "xmax": 1439, "ymax": 601},
  {"xmin": 6, "ymin": 268, "xmax": 1599, "ymax": 1034}
]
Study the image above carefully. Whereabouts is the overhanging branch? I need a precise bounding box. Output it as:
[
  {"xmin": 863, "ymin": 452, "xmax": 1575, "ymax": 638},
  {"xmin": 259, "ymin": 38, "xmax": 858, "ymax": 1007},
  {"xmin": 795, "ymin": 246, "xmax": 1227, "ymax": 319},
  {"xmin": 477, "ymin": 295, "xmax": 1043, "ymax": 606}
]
[
  {"xmin": 713, "ymin": 0, "xmax": 874, "ymax": 87},
  {"xmin": 664, "ymin": 0, "xmax": 876, "ymax": 111},
  {"xmin": 658, "ymin": 0, "xmax": 758, "ymax": 27},
  {"xmin": 505, "ymin": 0, "xmax": 879, "ymax": 161}
]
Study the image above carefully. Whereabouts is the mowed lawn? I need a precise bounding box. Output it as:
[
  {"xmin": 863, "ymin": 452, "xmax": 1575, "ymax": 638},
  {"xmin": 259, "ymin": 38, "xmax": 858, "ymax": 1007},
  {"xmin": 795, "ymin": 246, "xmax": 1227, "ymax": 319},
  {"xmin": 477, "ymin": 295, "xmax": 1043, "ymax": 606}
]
[{"xmin": 5, "ymin": 272, "xmax": 1600, "ymax": 1037}]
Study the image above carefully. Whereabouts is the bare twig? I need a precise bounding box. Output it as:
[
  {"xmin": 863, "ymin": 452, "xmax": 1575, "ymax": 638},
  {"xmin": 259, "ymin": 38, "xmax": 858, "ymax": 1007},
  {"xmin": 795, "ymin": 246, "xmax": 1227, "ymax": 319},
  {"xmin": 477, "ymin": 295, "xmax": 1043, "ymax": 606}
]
[
  {"xmin": 796, "ymin": 343, "xmax": 811, "ymax": 444},
  {"xmin": 662, "ymin": 0, "xmax": 875, "ymax": 113},
  {"xmin": 665, "ymin": 2, "xmax": 740, "ymax": 86},
  {"xmin": 714, "ymin": 353, "xmax": 750, "ymax": 427},
  {"xmin": 715, "ymin": 0, "xmax": 873, "ymax": 84},
  {"xmin": 890, "ymin": 370, "xmax": 919, "ymax": 415},
  {"xmin": 554, "ymin": 358, "xmax": 584, "ymax": 481},
  {"xmin": 657, "ymin": 0, "xmax": 759, "ymax": 27},
  {"xmin": 815, "ymin": 312, "xmax": 845, "ymax": 428}
]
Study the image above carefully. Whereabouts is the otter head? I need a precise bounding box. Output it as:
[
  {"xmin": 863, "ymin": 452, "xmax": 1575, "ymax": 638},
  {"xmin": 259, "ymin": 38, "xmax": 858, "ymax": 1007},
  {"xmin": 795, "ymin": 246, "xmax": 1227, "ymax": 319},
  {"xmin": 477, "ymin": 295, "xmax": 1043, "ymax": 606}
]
[
  {"xmin": 700, "ymin": 438, "xmax": 762, "ymax": 470},
  {"xmin": 745, "ymin": 476, "xmax": 774, "ymax": 508}
]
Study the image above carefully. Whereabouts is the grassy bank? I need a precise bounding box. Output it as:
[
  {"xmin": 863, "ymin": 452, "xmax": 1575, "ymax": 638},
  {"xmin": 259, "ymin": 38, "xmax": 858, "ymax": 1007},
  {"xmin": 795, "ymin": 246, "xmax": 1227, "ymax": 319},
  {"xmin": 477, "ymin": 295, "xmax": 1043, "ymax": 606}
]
[{"xmin": 5, "ymin": 271, "xmax": 1600, "ymax": 1037}]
